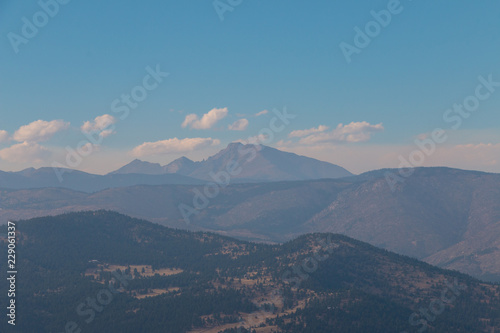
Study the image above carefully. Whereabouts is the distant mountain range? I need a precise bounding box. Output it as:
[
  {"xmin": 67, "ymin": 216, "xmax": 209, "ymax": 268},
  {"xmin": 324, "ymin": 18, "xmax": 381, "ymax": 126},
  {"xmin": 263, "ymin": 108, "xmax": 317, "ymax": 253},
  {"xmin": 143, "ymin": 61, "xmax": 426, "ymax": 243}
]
[
  {"xmin": 0, "ymin": 143, "xmax": 352, "ymax": 192},
  {"xmin": 0, "ymin": 167, "xmax": 202, "ymax": 193},
  {"xmin": 1, "ymin": 167, "xmax": 499, "ymax": 282},
  {"xmin": 112, "ymin": 142, "xmax": 353, "ymax": 182}
]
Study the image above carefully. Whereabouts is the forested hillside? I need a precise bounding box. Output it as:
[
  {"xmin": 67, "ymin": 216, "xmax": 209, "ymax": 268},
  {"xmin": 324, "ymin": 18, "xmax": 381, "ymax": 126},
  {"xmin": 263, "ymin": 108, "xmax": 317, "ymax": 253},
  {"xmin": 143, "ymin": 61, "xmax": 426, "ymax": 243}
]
[{"xmin": 0, "ymin": 211, "xmax": 499, "ymax": 332}]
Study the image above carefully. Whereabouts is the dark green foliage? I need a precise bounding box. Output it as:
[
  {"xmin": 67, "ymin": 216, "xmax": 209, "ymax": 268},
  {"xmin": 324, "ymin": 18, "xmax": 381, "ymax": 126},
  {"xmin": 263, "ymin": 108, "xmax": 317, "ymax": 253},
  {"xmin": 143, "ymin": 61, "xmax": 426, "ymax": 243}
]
[{"xmin": 0, "ymin": 211, "xmax": 498, "ymax": 332}]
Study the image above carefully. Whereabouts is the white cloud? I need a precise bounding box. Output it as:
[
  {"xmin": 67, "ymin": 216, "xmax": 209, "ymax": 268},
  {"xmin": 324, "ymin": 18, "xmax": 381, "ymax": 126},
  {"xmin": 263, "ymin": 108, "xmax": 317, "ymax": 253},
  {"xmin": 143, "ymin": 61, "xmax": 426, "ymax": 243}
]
[
  {"xmin": 298, "ymin": 121, "xmax": 384, "ymax": 144},
  {"xmin": 13, "ymin": 120, "xmax": 69, "ymax": 142},
  {"xmin": 0, "ymin": 142, "xmax": 51, "ymax": 163},
  {"xmin": 132, "ymin": 137, "xmax": 221, "ymax": 157},
  {"xmin": 182, "ymin": 108, "xmax": 228, "ymax": 130},
  {"xmin": 81, "ymin": 114, "xmax": 117, "ymax": 137},
  {"xmin": 228, "ymin": 119, "xmax": 249, "ymax": 131},
  {"xmin": 255, "ymin": 110, "xmax": 268, "ymax": 117},
  {"xmin": 0, "ymin": 130, "xmax": 8, "ymax": 143},
  {"xmin": 289, "ymin": 125, "xmax": 329, "ymax": 138}
]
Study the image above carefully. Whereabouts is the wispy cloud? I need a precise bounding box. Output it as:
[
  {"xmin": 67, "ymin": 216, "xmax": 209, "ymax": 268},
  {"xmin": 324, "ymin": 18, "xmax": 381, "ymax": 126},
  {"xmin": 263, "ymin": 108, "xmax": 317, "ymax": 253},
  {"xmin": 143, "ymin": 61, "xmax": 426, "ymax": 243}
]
[
  {"xmin": 255, "ymin": 110, "xmax": 268, "ymax": 117},
  {"xmin": 236, "ymin": 133, "xmax": 269, "ymax": 145},
  {"xmin": 131, "ymin": 137, "xmax": 220, "ymax": 157},
  {"xmin": 297, "ymin": 121, "xmax": 384, "ymax": 144},
  {"xmin": 182, "ymin": 107, "xmax": 228, "ymax": 130},
  {"xmin": 289, "ymin": 125, "xmax": 329, "ymax": 138},
  {"xmin": 13, "ymin": 119, "xmax": 69, "ymax": 143},
  {"xmin": 228, "ymin": 118, "xmax": 249, "ymax": 131}
]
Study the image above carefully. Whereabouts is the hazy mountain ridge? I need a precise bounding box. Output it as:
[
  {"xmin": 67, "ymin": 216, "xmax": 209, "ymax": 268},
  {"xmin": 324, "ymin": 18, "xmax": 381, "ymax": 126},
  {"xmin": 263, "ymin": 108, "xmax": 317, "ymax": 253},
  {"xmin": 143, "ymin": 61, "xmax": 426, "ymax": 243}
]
[
  {"xmin": 0, "ymin": 167, "xmax": 203, "ymax": 192},
  {"xmin": 0, "ymin": 144, "xmax": 352, "ymax": 192},
  {"xmin": 110, "ymin": 159, "xmax": 165, "ymax": 175},
  {"xmin": 1, "ymin": 167, "xmax": 500, "ymax": 282}
]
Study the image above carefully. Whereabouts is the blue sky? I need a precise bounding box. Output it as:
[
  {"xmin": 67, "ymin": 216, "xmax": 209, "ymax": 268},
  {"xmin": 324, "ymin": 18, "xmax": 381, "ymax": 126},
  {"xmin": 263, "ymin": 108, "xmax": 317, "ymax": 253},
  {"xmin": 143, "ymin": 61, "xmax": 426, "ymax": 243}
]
[{"xmin": 1, "ymin": 0, "xmax": 499, "ymax": 174}]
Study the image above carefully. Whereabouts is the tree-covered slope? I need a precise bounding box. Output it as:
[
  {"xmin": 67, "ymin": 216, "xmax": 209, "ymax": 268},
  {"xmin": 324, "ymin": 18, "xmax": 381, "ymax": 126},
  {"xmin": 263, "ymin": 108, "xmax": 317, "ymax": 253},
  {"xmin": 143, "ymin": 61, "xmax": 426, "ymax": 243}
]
[{"xmin": 0, "ymin": 211, "xmax": 498, "ymax": 332}]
